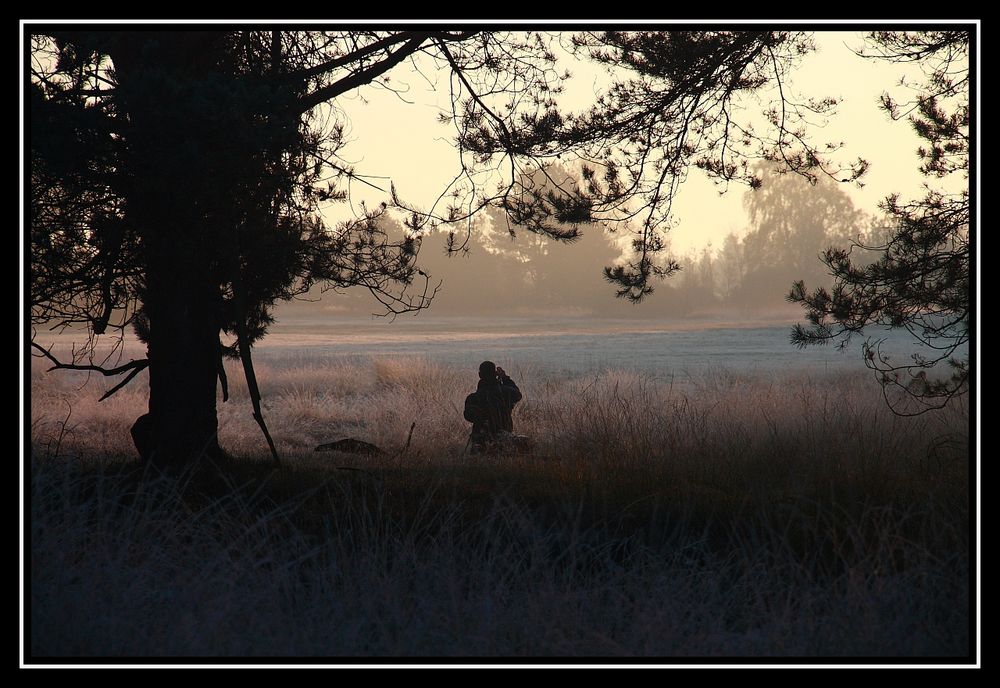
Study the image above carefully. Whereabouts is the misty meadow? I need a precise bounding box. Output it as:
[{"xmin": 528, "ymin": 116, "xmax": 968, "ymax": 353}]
[
  {"xmin": 26, "ymin": 26, "xmax": 973, "ymax": 663},
  {"xmin": 29, "ymin": 323, "xmax": 970, "ymax": 658}
]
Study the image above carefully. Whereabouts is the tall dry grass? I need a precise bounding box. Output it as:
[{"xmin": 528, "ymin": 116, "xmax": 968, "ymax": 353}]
[{"xmin": 28, "ymin": 350, "xmax": 970, "ymax": 658}]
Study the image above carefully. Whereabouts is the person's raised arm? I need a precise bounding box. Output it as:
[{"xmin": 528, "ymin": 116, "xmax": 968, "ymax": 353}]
[{"xmin": 496, "ymin": 366, "xmax": 522, "ymax": 404}]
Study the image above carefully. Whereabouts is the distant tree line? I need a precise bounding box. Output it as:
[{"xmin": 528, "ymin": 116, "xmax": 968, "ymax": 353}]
[{"xmin": 282, "ymin": 162, "xmax": 880, "ymax": 320}]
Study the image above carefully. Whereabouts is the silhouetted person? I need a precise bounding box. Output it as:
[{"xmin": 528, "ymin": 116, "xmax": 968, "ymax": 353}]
[{"xmin": 464, "ymin": 360, "xmax": 523, "ymax": 454}]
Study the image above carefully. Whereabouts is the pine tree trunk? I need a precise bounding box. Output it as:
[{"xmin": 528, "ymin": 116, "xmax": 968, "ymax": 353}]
[
  {"xmin": 113, "ymin": 32, "xmax": 230, "ymax": 467},
  {"xmin": 137, "ymin": 265, "xmax": 224, "ymax": 466}
]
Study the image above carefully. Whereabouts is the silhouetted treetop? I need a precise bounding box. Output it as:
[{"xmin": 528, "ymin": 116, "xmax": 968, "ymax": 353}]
[
  {"xmin": 859, "ymin": 30, "xmax": 969, "ymax": 179},
  {"xmin": 789, "ymin": 30, "xmax": 970, "ymax": 414},
  {"xmin": 415, "ymin": 30, "xmax": 871, "ymax": 302}
]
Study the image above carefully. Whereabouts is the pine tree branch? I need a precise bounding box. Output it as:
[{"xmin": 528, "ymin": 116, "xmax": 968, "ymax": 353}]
[{"xmin": 296, "ymin": 35, "xmax": 430, "ymax": 114}]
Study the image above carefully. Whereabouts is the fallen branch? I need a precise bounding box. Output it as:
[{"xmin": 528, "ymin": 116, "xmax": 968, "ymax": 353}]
[{"xmin": 315, "ymin": 438, "xmax": 381, "ymax": 455}]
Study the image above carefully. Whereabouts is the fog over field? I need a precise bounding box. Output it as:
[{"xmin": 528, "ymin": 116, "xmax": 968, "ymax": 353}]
[{"xmin": 274, "ymin": 162, "xmax": 892, "ymax": 323}]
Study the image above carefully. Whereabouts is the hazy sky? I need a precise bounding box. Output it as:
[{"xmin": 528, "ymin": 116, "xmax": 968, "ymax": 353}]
[{"xmin": 325, "ymin": 30, "xmax": 949, "ymax": 256}]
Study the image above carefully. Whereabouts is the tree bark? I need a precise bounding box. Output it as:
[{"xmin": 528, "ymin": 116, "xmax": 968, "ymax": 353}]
[
  {"xmin": 112, "ymin": 32, "xmax": 230, "ymax": 467},
  {"xmin": 137, "ymin": 262, "xmax": 224, "ymax": 466}
]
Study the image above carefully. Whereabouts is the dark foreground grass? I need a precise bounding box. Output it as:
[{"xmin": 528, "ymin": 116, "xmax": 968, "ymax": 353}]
[
  {"xmin": 28, "ymin": 359, "xmax": 971, "ymax": 659},
  {"xmin": 29, "ymin": 448, "xmax": 969, "ymax": 658}
]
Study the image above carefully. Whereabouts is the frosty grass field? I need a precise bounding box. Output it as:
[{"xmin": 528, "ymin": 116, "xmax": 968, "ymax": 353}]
[{"xmin": 28, "ymin": 319, "xmax": 971, "ymax": 657}]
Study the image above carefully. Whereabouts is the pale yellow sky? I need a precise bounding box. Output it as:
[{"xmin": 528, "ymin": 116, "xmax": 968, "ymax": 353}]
[{"xmin": 324, "ymin": 30, "xmax": 952, "ymax": 256}]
